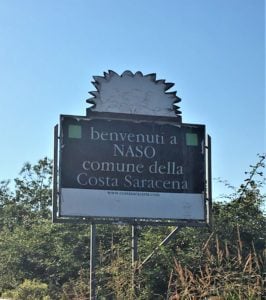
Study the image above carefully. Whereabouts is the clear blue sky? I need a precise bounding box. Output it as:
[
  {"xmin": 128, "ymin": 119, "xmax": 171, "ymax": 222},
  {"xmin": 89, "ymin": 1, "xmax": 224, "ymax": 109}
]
[{"xmin": 0, "ymin": 0, "xmax": 265, "ymax": 200}]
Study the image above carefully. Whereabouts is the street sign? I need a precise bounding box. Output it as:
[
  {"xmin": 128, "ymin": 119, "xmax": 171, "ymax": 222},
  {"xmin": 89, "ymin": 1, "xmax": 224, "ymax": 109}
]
[{"xmin": 57, "ymin": 112, "xmax": 207, "ymax": 222}]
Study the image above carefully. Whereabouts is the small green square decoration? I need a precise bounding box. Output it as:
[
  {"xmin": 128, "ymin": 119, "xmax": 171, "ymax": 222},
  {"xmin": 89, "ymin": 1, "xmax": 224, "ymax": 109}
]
[
  {"xmin": 186, "ymin": 133, "xmax": 198, "ymax": 146},
  {"xmin": 68, "ymin": 125, "xmax": 82, "ymax": 139}
]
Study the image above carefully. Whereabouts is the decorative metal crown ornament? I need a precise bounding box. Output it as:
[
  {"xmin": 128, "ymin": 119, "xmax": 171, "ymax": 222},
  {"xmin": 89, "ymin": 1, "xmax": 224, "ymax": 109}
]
[{"xmin": 86, "ymin": 70, "xmax": 181, "ymax": 121}]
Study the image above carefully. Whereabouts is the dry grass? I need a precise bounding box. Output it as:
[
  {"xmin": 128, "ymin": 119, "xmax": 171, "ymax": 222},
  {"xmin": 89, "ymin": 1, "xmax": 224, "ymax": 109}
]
[{"xmin": 168, "ymin": 228, "xmax": 264, "ymax": 299}]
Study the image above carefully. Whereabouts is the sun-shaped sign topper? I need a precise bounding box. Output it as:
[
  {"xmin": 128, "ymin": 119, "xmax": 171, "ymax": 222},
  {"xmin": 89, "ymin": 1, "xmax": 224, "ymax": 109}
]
[{"xmin": 86, "ymin": 70, "xmax": 182, "ymax": 121}]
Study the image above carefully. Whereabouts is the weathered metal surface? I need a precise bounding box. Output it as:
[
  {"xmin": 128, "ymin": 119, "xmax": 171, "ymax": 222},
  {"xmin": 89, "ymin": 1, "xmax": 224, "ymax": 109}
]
[{"xmin": 86, "ymin": 70, "xmax": 181, "ymax": 120}]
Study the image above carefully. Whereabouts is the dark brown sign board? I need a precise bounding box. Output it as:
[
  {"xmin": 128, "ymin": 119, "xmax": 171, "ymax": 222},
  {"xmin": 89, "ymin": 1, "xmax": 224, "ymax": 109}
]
[{"xmin": 53, "ymin": 111, "xmax": 211, "ymax": 225}]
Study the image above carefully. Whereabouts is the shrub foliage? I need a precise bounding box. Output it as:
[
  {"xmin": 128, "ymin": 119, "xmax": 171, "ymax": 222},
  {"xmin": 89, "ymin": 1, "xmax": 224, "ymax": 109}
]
[{"xmin": 0, "ymin": 155, "xmax": 265, "ymax": 299}]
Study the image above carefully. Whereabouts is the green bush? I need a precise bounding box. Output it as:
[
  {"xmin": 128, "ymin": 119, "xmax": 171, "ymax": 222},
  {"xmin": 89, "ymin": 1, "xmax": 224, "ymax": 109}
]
[{"xmin": 2, "ymin": 279, "xmax": 51, "ymax": 300}]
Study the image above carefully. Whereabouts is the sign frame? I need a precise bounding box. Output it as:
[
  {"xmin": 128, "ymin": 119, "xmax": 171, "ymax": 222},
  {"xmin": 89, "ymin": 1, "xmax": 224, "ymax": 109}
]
[{"xmin": 53, "ymin": 111, "xmax": 212, "ymax": 226}]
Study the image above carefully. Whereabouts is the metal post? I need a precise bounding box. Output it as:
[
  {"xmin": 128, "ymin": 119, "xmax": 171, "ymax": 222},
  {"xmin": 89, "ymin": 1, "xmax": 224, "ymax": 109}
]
[
  {"xmin": 90, "ymin": 223, "xmax": 96, "ymax": 300},
  {"xmin": 52, "ymin": 125, "xmax": 58, "ymax": 223},
  {"xmin": 132, "ymin": 225, "xmax": 138, "ymax": 296},
  {"xmin": 132, "ymin": 225, "xmax": 138, "ymax": 266},
  {"xmin": 207, "ymin": 135, "xmax": 212, "ymax": 226}
]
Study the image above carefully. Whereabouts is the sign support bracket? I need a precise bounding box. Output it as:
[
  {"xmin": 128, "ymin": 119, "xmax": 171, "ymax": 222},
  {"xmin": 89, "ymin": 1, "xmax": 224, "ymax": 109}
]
[{"xmin": 138, "ymin": 226, "xmax": 182, "ymax": 270}]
